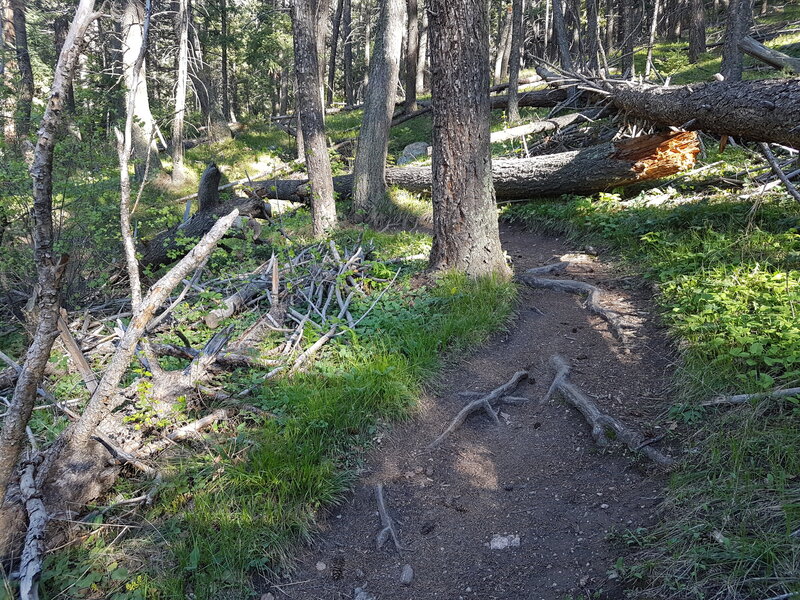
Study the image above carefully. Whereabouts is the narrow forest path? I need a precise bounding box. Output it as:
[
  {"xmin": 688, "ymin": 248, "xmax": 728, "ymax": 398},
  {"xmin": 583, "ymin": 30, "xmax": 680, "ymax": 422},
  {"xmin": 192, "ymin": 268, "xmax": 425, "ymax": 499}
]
[{"xmin": 268, "ymin": 224, "xmax": 678, "ymax": 600}]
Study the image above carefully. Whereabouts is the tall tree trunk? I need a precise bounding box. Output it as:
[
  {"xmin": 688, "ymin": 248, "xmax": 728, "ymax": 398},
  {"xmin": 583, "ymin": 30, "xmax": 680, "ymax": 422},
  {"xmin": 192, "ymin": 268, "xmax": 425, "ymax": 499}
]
[
  {"xmin": 54, "ymin": 16, "xmax": 77, "ymax": 113},
  {"xmin": 315, "ymin": 0, "xmax": 329, "ymax": 107},
  {"xmin": 172, "ymin": 0, "xmax": 189, "ymax": 183},
  {"xmin": 10, "ymin": 0, "xmax": 32, "ymax": 139},
  {"xmin": 343, "ymin": 0, "xmax": 354, "ymax": 105},
  {"xmin": 566, "ymin": 0, "xmax": 581, "ymax": 57},
  {"xmin": 2, "ymin": 0, "xmax": 16, "ymax": 143},
  {"xmin": 428, "ymin": 0, "xmax": 509, "ymax": 277},
  {"xmin": 0, "ymin": 0, "xmax": 97, "ymax": 528},
  {"xmin": 507, "ymin": 0, "xmax": 524, "ymax": 122},
  {"xmin": 688, "ymin": 0, "xmax": 706, "ymax": 62},
  {"xmin": 292, "ymin": 0, "xmax": 337, "ymax": 235},
  {"xmin": 552, "ymin": 0, "xmax": 573, "ymax": 70},
  {"xmin": 351, "ymin": 0, "xmax": 405, "ymax": 224},
  {"xmin": 416, "ymin": 2, "xmax": 427, "ymax": 93},
  {"xmin": 188, "ymin": 0, "xmax": 231, "ymax": 140},
  {"xmin": 121, "ymin": 0, "xmax": 162, "ymax": 180},
  {"xmin": 620, "ymin": 0, "xmax": 635, "ymax": 78},
  {"xmin": 644, "ymin": 0, "xmax": 660, "ymax": 77},
  {"xmin": 327, "ymin": 0, "xmax": 344, "ymax": 106},
  {"xmin": 494, "ymin": 3, "xmax": 512, "ymax": 83},
  {"xmin": 220, "ymin": 0, "xmax": 231, "ymax": 120},
  {"xmin": 403, "ymin": 0, "xmax": 418, "ymax": 112},
  {"xmin": 279, "ymin": 64, "xmax": 289, "ymax": 113},
  {"xmin": 720, "ymin": 0, "xmax": 752, "ymax": 81},
  {"xmin": 604, "ymin": 0, "xmax": 615, "ymax": 54},
  {"xmin": 360, "ymin": 0, "xmax": 371, "ymax": 98},
  {"xmin": 586, "ymin": 0, "xmax": 600, "ymax": 72}
]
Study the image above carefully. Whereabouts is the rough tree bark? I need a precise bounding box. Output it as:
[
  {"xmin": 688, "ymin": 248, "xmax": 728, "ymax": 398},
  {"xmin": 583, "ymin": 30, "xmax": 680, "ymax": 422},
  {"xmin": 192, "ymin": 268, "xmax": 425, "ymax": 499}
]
[
  {"xmin": 552, "ymin": 0, "xmax": 573, "ymax": 70},
  {"xmin": 188, "ymin": 0, "xmax": 231, "ymax": 141},
  {"xmin": 404, "ymin": 0, "xmax": 418, "ymax": 113},
  {"xmin": 494, "ymin": 3, "xmax": 512, "ymax": 83},
  {"xmin": 720, "ymin": 0, "xmax": 752, "ymax": 81},
  {"xmin": 171, "ymin": 0, "xmax": 189, "ymax": 182},
  {"xmin": 351, "ymin": 0, "xmax": 405, "ymax": 224},
  {"xmin": 121, "ymin": 0, "xmax": 162, "ymax": 179},
  {"xmin": 688, "ymin": 0, "xmax": 706, "ymax": 63},
  {"xmin": 428, "ymin": 0, "xmax": 510, "ymax": 277},
  {"xmin": 585, "ymin": 0, "xmax": 600, "ymax": 73},
  {"xmin": 327, "ymin": 0, "xmax": 344, "ymax": 106},
  {"xmin": 10, "ymin": 0, "xmax": 33, "ymax": 139},
  {"xmin": 255, "ymin": 132, "xmax": 700, "ymax": 203},
  {"xmin": 620, "ymin": 0, "xmax": 635, "ymax": 77},
  {"xmin": 343, "ymin": 0, "xmax": 355, "ymax": 106},
  {"xmin": 0, "ymin": 0, "xmax": 97, "ymax": 534},
  {"xmin": 292, "ymin": 0, "xmax": 337, "ymax": 235},
  {"xmin": 507, "ymin": 0, "xmax": 524, "ymax": 122},
  {"xmin": 609, "ymin": 78, "xmax": 800, "ymax": 148}
]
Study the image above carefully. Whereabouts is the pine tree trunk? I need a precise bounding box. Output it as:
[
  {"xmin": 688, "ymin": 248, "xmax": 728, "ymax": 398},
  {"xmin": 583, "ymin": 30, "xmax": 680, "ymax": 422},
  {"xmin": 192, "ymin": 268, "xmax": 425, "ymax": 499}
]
[
  {"xmin": 351, "ymin": 0, "xmax": 405, "ymax": 224},
  {"xmin": 585, "ymin": 0, "xmax": 599, "ymax": 72},
  {"xmin": 2, "ymin": 0, "xmax": 16, "ymax": 143},
  {"xmin": 416, "ymin": 2, "xmax": 427, "ymax": 93},
  {"xmin": 428, "ymin": 0, "xmax": 510, "ymax": 277},
  {"xmin": 188, "ymin": 0, "xmax": 231, "ymax": 141},
  {"xmin": 292, "ymin": 0, "xmax": 337, "ymax": 235},
  {"xmin": 494, "ymin": 4, "xmax": 512, "ymax": 83},
  {"xmin": 720, "ymin": 0, "xmax": 752, "ymax": 81},
  {"xmin": 620, "ymin": 0, "xmax": 635, "ymax": 77},
  {"xmin": 604, "ymin": 0, "xmax": 615, "ymax": 54},
  {"xmin": 53, "ymin": 16, "xmax": 76, "ymax": 113},
  {"xmin": 507, "ymin": 0, "xmax": 524, "ymax": 122},
  {"xmin": 688, "ymin": 0, "xmax": 706, "ymax": 62},
  {"xmin": 171, "ymin": 0, "xmax": 189, "ymax": 183},
  {"xmin": 343, "ymin": 0, "xmax": 354, "ymax": 105},
  {"xmin": 404, "ymin": 0, "xmax": 418, "ymax": 112},
  {"xmin": 10, "ymin": 0, "xmax": 32, "ymax": 139},
  {"xmin": 552, "ymin": 0, "xmax": 573, "ymax": 70},
  {"xmin": 121, "ymin": 0, "xmax": 162, "ymax": 179},
  {"xmin": 644, "ymin": 0, "xmax": 660, "ymax": 77},
  {"xmin": 327, "ymin": 0, "xmax": 344, "ymax": 106}
]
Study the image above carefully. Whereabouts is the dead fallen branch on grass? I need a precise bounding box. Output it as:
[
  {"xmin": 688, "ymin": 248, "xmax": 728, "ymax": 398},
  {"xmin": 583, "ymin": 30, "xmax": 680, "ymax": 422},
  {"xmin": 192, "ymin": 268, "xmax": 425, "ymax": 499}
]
[
  {"xmin": 703, "ymin": 386, "xmax": 800, "ymax": 407},
  {"xmin": 429, "ymin": 371, "xmax": 529, "ymax": 449},
  {"xmin": 544, "ymin": 356, "xmax": 674, "ymax": 466}
]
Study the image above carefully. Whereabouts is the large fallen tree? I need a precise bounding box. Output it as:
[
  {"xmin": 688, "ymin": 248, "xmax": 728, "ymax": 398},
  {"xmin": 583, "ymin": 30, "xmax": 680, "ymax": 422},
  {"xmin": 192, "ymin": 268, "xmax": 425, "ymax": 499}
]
[
  {"xmin": 608, "ymin": 78, "xmax": 800, "ymax": 149},
  {"xmin": 739, "ymin": 36, "xmax": 800, "ymax": 74},
  {"xmin": 253, "ymin": 131, "xmax": 700, "ymax": 203}
]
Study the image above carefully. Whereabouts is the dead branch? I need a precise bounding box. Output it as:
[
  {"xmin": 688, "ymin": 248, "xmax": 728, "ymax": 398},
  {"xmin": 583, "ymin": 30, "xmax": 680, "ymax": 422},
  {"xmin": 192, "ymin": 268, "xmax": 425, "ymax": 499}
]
[
  {"xmin": 18, "ymin": 454, "xmax": 47, "ymax": 600},
  {"xmin": 429, "ymin": 371, "xmax": 529, "ymax": 448},
  {"xmin": 758, "ymin": 143, "xmax": 800, "ymax": 204},
  {"xmin": 544, "ymin": 356, "xmax": 674, "ymax": 465},
  {"xmin": 138, "ymin": 408, "xmax": 230, "ymax": 458},
  {"xmin": 703, "ymin": 386, "xmax": 800, "ymax": 407},
  {"xmin": 375, "ymin": 483, "xmax": 402, "ymax": 551},
  {"xmin": 205, "ymin": 255, "xmax": 274, "ymax": 329}
]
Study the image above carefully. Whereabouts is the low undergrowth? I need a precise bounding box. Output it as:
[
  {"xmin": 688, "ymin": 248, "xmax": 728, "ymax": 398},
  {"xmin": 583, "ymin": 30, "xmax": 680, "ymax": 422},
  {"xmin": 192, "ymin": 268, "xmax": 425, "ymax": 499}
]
[
  {"xmin": 29, "ymin": 222, "xmax": 515, "ymax": 600},
  {"xmin": 505, "ymin": 178, "xmax": 800, "ymax": 599}
]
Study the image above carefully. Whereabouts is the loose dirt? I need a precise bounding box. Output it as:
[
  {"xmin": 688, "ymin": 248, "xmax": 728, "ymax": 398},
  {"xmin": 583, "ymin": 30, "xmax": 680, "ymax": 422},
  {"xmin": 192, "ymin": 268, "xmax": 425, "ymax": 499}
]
[{"xmin": 271, "ymin": 224, "xmax": 678, "ymax": 600}]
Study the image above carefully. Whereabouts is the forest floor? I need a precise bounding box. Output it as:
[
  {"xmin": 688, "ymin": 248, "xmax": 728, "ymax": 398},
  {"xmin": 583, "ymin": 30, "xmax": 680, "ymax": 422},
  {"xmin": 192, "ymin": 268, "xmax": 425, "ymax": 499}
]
[{"xmin": 269, "ymin": 224, "xmax": 678, "ymax": 600}]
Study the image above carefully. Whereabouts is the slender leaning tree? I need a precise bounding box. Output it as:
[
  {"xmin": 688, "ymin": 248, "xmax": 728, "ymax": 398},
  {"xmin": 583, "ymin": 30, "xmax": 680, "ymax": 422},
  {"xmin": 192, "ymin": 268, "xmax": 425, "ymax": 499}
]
[{"xmin": 428, "ymin": 0, "xmax": 510, "ymax": 277}]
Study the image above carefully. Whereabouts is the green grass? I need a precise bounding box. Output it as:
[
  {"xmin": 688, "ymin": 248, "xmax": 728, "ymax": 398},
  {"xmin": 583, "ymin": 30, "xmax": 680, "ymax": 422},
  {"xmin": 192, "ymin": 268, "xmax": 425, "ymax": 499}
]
[{"xmin": 504, "ymin": 176, "xmax": 800, "ymax": 599}]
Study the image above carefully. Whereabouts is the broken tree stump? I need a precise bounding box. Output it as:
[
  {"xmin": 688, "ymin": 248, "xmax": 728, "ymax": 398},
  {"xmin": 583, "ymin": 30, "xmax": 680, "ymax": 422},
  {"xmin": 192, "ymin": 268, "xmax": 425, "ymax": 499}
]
[
  {"xmin": 429, "ymin": 370, "xmax": 529, "ymax": 448},
  {"xmin": 544, "ymin": 356, "xmax": 674, "ymax": 466}
]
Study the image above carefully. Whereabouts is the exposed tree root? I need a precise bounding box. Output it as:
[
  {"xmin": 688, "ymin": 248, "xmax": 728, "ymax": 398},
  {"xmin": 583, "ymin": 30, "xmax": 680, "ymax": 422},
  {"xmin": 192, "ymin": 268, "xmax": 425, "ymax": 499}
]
[
  {"xmin": 545, "ymin": 356, "xmax": 674, "ymax": 466},
  {"xmin": 375, "ymin": 484, "xmax": 402, "ymax": 551},
  {"xmin": 518, "ymin": 263, "xmax": 633, "ymax": 344},
  {"xmin": 429, "ymin": 371, "xmax": 529, "ymax": 448},
  {"xmin": 703, "ymin": 386, "xmax": 800, "ymax": 407}
]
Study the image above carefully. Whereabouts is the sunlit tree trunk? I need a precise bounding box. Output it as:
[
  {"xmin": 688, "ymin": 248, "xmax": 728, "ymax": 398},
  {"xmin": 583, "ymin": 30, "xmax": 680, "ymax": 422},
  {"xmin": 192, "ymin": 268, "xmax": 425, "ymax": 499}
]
[
  {"xmin": 121, "ymin": 0, "xmax": 162, "ymax": 179},
  {"xmin": 172, "ymin": 0, "xmax": 188, "ymax": 183},
  {"xmin": 507, "ymin": 0, "xmax": 524, "ymax": 122},
  {"xmin": 292, "ymin": 0, "xmax": 337, "ymax": 235},
  {"xmin": 351, "ymin": 0, "xmax": 404, "ymax": 224},
  {"xmin": 416, "ymin": 2, "xmax": 427, "ymax": 93},
  {"xmin": 403, "ymin": 0, "xmax": 418, "ymax": 112},
  {"xmin": 494, "ymin": 3, "xmax": 511, "ymax": 83},
  {"xmin": 428, "ymin": 0, "xmax": 510, "ymax": 277}
]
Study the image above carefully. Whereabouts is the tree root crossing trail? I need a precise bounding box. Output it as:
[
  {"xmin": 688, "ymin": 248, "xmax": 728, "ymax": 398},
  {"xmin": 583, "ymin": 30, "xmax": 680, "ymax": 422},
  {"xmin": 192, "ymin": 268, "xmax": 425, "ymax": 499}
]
[{"xmin": 273, "ymin": 224, "xmax": 677, "ymax": 600}]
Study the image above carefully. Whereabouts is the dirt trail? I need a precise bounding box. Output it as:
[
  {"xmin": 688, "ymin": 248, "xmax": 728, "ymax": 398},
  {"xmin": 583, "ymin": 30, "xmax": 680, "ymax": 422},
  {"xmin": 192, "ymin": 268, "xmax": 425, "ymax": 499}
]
[{"xmin": 271, "ymin": 224, "xmax": 677, "ymax": 600}]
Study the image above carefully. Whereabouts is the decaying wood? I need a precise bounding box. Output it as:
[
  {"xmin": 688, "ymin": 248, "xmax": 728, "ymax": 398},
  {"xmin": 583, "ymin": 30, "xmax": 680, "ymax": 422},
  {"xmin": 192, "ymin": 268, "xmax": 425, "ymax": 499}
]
[
  {"xmin": 544, "ymin": 356, "xmax": 674, "ymax": 465},
  {"xmin": 375, "ymin": 483, "xmax": 402, "ymax": 551},
  {"xmin": 18, "ymin": 454, "xmax": 47, "ymax": 600},
  {"xmin": 138, "ymin": 408, "xmax": 231, "ymax": 457},
  {"xmin": 490, "ymin": 108, "xmax": 606, "ymax": 144},
  {"xmin": 739, "ymin": 36, "xmax": 800, "ymax": 74},
  {"xmin": 703, "ymin": 386, "xmax": 800, "ymax": 407},
  {"xmin": 429, "ymin": 371, "xmax": 529, "ymax": 448},
  {"xmin": 139, "ymin": 164, "xmax": 271, "ymax": 269},
  {"xmin": 253, "ymin": 132, "xmax": 700, "ymax": 203},
  {"xmin": 518, "ymin": 263, "xmax": 633, "ymax": 343},
  {"xmin": 56, "ymin": 309, "xmax": 98, "ymax": 393}
]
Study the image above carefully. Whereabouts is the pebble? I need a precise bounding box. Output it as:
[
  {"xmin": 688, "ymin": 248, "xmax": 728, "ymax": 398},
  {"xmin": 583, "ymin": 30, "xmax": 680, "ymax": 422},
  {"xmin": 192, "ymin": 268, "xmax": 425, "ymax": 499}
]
[
  {"xmin": 400, "ymin": 564, "xmax": 414, "ymax": 585},
  {"xmin": 425, "ymin": 465, "xmax": 434, "ymax": 476},
  {"xmin": 488, "ymin": 534, "xmax": 520, "ymax": 550},
  {"xmin": 600, "ymin": 503, "xmax": 609, "ymax": 509},
  {"xmin": 260, "ymin": 594, "xmax": 275, "ymax": 600},
  {"xmin": 354, "ymin": 587, "xmax": 375, "ymax": 600},
  {"xmin": 315, "ymin": 561, "xmax": 327, "ymax": 571}
]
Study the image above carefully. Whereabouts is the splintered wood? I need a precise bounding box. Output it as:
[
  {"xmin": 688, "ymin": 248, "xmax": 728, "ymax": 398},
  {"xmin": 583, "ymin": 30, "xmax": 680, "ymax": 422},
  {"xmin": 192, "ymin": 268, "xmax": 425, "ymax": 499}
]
[{"xmin": 613, "ymin": 131, "xmax": 701, "ymax": 182}]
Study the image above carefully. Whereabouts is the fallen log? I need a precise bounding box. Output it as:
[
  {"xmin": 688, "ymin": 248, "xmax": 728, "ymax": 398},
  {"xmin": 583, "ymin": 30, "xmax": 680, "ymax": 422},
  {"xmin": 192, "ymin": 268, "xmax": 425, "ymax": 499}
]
[
  {"xmin": 490, "ymin": 108, "xmax": 606, "ymax": 144},
  {"xmin": 139, "ymin": 164, "xmax": 271, "ymax": 269},
  {"xmin": 253, "ymin": 131, "xmax": 700, "ymax": 203},
  {"xmin": 739, "ymin": 36, "xmax": 800, "ymax": 74},
  {"xmin": 609, "ymin": 78, "xmax": 800, "ymax": 149}
]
